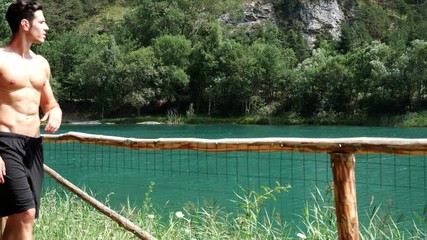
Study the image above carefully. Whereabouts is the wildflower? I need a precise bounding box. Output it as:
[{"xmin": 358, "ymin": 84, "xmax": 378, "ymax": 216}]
[
  {"xmin": 147, "ymin": 214, "xmax": 155, "ymax": 220},
  {"xmin": 297, "ymin": 233, "xmax": 307, "ymax": 239},
  {"xmin": 175, "ymin": 211, "xmax": 184, "ymax": 219}
]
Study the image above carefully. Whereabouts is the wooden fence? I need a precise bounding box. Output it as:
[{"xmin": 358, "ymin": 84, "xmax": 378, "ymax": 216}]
[{"xmin": 3, "ymin": 131, "xmax": 427, "ymax": 239}]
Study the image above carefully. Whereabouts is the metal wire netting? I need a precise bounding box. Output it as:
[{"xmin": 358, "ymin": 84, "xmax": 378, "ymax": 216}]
[{"xmin": 42, "ymin": 138, "xmax": 427, "ymax": 226}]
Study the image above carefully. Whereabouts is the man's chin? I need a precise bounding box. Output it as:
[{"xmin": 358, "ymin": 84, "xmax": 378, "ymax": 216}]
[{"xmin": 35, "ymin": 38, "xmax": 46, "ymax": 44}]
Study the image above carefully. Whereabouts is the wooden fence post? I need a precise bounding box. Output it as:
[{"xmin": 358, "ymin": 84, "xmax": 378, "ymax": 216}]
[{"xmin": 331, "ymin": 153, "xmax": 360, "ymax": 240}]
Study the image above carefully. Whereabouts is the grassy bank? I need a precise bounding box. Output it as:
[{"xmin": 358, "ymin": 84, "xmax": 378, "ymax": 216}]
[
  {"xmin": 34, "ymin": 185, "xmax": 426, "ymax": 239},
  {"xmin": 90, "ymin": 110, "xmax": 427, "ymax": 127}
]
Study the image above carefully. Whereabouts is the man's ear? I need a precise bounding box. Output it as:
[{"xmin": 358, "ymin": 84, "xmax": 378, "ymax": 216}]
[{"xmin": 20, "ymin": 19, "xmax": 31, "ymax": 31}]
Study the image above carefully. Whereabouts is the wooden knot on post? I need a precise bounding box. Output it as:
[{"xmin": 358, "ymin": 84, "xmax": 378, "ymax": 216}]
[
  {"xmin": 124, "ymin": 139, "xmax": 133, "ymax": 145},
  {"xmin": 330, "ymin": 152, "xmax": 360, "ymax": 240}
]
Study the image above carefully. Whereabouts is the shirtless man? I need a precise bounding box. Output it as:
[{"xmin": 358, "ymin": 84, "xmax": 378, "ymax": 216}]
[{"xmin": 0, "ymin": 1, "xmax": 62, "ymax": 239}]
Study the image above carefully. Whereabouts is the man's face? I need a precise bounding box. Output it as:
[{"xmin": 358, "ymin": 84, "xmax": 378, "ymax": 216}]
[{"xmin": 28, "ymin": 10, "xmax": 49, "ymax": 44}]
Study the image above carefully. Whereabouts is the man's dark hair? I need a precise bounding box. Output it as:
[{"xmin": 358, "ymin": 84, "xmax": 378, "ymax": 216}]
[{"xmin": 5, "ymin": 0, "xmax": 43, "ymax": 34}]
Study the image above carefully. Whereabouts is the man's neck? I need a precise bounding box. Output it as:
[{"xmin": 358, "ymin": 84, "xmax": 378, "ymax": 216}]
[{"xmin": 7, "ymin": 34, "xmax": 33, "ymax": 58}]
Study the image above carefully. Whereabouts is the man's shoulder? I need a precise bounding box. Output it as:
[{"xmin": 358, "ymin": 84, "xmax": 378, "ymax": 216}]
[
  {"xmin": 0, "ymin": 47, "xmax": 10, "ymax": 65},
  {"xmin": 0, "ymin": 47, "xmax": 9, "ymax": 56},
  {"xmin": 30, "ymin": 50, "xmax": 49, "ymax": 64}
]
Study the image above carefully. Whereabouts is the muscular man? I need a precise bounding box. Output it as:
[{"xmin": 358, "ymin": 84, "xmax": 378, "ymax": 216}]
[{"xmin": 0, "ymin": 1, "xmax": 62, "ymax": 239}]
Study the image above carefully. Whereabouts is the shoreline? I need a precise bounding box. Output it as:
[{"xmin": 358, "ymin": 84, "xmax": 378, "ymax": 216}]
[{"xmin": 60, "ymin": 112, "xmax": 427, "ymax": 128}]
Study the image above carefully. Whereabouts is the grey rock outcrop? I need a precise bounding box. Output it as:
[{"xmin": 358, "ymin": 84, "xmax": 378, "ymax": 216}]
[
  {"xmin": 223, "ymin": 0, "xmax": 348, "ymax": 48},
  {"xmin": 300, "ymin": 0, "xmax": 345, "ymax": 47},
  {"xmin": 221, "ymin": 0, "xmax": 276, "ymax": 29},
  {"xmin": 241, "ymin": 0, "xmax": 276, "ymax": 27}
]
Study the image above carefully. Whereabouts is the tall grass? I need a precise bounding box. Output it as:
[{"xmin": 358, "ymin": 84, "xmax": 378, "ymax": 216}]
[
  {"xmin": 34, "ymin": 184, "xmax": 426, "ymax": 239},
  {"xmin": 34, "ymin": 190, "xmax": 135, "ymax": 239}
]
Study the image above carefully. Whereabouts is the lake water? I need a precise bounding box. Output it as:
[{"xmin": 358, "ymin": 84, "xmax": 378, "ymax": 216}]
[
  {"xmin": 50, "ymin": 124, "xmax": 427, "ymax": 139},
  {"xmin": 42, "ymin": 124, "xmax": 427, "ymax": 226}
]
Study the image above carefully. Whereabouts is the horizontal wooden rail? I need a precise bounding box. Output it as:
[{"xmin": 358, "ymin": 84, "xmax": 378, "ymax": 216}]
[{"xmin": 42, "ymin": 131, "xmax": 427, "ymax": 155}]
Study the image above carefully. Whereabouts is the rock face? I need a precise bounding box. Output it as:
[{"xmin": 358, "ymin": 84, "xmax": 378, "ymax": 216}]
[
  {"xmin": 221, "ymin": 0, "xmax": 276, "ymax": 28},
  {"xmin": 241, "ymin": 0, "xmax": 277, "ymax": 27},
  {"xmin": 299, "ymin": 0, "xmax": 345, "ymax": 47},
  {"xmin": 224, "ymin": 0, "xmax": 347, "ymax": 48}
]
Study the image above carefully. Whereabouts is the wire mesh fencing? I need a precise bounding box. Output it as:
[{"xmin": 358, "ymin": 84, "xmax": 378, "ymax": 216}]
[{"xmin": 42, "ymin": 132, "xmax": 427, "ymax": 228}]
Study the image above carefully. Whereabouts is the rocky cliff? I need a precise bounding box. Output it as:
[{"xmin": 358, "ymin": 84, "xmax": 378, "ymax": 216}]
[
  {"xmin": 228, "ymin": 0, "xmax": 351, "ymax": 48},
  {"xmin": 299, "ymin": 0, "xmax": 345, "ymax": 46}
]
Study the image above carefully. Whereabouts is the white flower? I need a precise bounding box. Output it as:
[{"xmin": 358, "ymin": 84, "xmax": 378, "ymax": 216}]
[
  {"xmin": 184, "ymin": 228, "xmax": 191, "ymax": 234},
  {"xmin": 147, "ymin": 214, "xmax": 155, "ymax": 220},
  {"xmin": 175, "ymin": 211, "xmax": 185, "ymax": 219},
  {"xmin": 297, "ymin": 233, "xmax": 307, "ymax": 239}
]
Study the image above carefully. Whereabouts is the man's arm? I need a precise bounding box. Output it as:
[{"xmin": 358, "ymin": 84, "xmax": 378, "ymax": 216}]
[
  {"xmin": 0, "ymin": 157, "xmax": 5, "ymax": 184},
  {"xmin": 40, "ymin": 59, "xmax": 62, "ymax": 134},
  {"xmin": 0, "ymin": 51, "xmax": 6, "ymax": 183}
]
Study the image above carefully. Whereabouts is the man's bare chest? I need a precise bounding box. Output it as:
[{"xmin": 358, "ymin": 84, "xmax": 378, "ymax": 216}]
[{"xmin": 0, "ymin": 61, "xmax": 46, "ymax": 90}]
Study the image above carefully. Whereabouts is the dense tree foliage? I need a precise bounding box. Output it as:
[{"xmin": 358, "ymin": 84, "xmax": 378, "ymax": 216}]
[{"xmin": 1, "ymin": 0, "xmax": 427, "ymax": 121}]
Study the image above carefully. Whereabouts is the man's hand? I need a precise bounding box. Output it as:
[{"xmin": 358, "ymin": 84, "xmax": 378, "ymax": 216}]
[
  {"xmin": 41, "ymin": 106, "xmax": 62, "ymax": 134},
  {"xmin": 0, "ymin": 157, "xmax": 5, "ymax": 184}
]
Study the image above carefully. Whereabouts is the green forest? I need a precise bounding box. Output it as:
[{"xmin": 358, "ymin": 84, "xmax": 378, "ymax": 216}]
[{"xmin": 1, "ymin": 0, "xmax": 427, "ymax": 124}]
